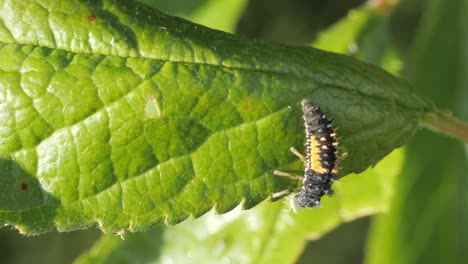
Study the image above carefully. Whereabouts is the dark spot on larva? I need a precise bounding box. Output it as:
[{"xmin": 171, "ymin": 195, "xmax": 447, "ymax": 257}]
[
  {"xmin": 20, "ymin": 183, "xmax": 28, "ymax": 191},
  {"xmin": 87, "ymin": 14, "xmax": 97, "ymax": 22}
]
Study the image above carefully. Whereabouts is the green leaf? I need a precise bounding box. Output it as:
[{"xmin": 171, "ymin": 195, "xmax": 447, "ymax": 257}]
[
  {"xmin": 313, "ymin": 6, "xmax": 376, "ymax": 54},
  {"xmin": 0, "ymin": 0, "xmax": 431, "ymax": 234},
  {"xmin": 138, "ymin": 0, "xmax": 248, "ymax": 33},
  {"xmin": 75, "ymin": 149, "xmax": 403, "ymax": 264},
  {"xmin": 365, "ymin": 0, "xmax": 468, "ymax": 263},
  {"xmin": 74, "ymin": 5, "xmax": 405, "ymax": 263},
  {"xmin": 312, "ymin": 4, "xmax": 402, "ymax": 75}
]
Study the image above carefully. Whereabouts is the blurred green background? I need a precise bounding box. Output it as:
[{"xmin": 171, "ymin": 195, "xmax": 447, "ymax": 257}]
[{"xmin": 1, "ymin": 0, "xmax": 466, "ymax": 263}]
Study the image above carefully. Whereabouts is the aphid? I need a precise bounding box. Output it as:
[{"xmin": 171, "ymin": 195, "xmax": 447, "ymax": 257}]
[{"xmin": 272, "ymin": 99, "xmax": 346, "ymax": 209}]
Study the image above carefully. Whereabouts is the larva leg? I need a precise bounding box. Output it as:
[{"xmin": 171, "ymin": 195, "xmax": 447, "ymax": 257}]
[
  {"xmin": 272, "ymin": 189, "xmax": 299, "ymax": 199},
  {"xmin": 274, "ymin": 170, "xmax": 302, "ymax": 180},
  {"xmin": 290, "ymin": 147, "xmax": 305, "ymax": 162}
]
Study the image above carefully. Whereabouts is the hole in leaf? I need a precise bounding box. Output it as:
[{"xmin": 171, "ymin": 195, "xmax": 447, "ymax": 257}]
[{"xmin": 145, "ymin": 95, "xmax": 162, "ymax": 119}]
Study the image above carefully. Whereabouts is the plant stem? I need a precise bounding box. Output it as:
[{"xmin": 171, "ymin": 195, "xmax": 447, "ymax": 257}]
[{"xmin": 421, "ymin": 111, "xmax": 468, "ymax": 143}]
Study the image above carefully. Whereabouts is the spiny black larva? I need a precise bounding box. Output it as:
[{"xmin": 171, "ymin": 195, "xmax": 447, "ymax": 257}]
[{"xmin": 272, "ymin": 99, "xmax": 345, "ymax": 210}]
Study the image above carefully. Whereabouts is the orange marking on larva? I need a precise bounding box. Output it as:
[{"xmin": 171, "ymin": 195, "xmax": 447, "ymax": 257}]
[{"xmin": 308, "ymin": 136, "xmax": 327, "ymax": 173}]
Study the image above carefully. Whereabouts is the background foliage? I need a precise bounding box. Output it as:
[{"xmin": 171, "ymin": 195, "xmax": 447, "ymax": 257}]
[{"xmin": 0, "ymin": 0, "xmax": 466, "ymax": 263}]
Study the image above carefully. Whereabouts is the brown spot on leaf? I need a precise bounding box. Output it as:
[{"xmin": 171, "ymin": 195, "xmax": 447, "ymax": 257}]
[
  {"xmin": 87, "ymin": 14, "xmax": 97, "ymax": 22},
  {"xmin": 20, "ymin": 183, "xmax": 28, "ymax": 191}
]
